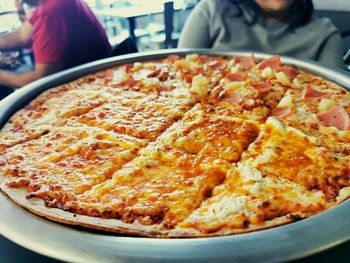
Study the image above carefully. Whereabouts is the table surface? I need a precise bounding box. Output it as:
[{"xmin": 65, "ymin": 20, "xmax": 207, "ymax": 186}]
[{"xmin": 1, "ymin": 233, "xmax": 350, "ymax": 263}]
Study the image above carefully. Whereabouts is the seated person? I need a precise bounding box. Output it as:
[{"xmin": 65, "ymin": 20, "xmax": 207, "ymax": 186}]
[
  {"xmin": 178, "ymin": 0, "xmax": 344, "ymax": 68},
  {"xmin": 0, "ymin": 0, "xmax": 111, "ymax": 92}
]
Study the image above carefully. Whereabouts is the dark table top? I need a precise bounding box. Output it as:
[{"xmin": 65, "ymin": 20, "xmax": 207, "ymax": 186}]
[
  {"xmin": 1, "ymin": 235, "xmax": 62, "ymax": 263},
  {"xmin": 1, "ymin": 233, "xmax": 350, "ymax": 263}
]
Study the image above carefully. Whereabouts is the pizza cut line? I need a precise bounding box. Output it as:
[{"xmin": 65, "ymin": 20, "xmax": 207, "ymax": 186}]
[{"xmin": 1, "ymin": 54, "xmax": 350, "ymax": 238}]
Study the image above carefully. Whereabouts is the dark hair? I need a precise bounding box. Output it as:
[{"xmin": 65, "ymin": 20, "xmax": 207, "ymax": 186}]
[{"xmin": 230, "ymin": 0, "xmax": 314, "ymax": 28}]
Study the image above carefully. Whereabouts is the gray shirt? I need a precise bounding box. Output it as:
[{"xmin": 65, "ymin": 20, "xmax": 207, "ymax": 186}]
[{"xmin": 178, "ymin": 0, "xmax": 344, "ymax": 68}]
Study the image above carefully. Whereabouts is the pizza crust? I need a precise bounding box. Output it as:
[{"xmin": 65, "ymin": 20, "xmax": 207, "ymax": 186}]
[
  {"xmin": 4, "ymin": 174, "xmax": 346, "ymax": 238},
  {"xmin": 1, "ymin": 54, "xmax": 350, "ymax": 238},
  {"xmin": 0, "ymin": 181, "xmax": 298, "ymax": 238},
  {"xmin": 0, "ymin": 179, "xmax": 168, "ymax": 238}
]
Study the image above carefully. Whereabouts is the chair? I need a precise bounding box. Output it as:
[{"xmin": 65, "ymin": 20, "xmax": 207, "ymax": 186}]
[
  {"xmin": 110, "ymin": 37, "xmax": 138, "ymax": 57},
  {"xmin": 163, "ymin": 1, "xmax": 175, "ymax": 48},
  {"xmin": 146, "ymin": 1, "xmax": 196, "ymax": 50},
  {"xmin": 137, "ymin": 2, "xmax": 174, "ymax": 50}
]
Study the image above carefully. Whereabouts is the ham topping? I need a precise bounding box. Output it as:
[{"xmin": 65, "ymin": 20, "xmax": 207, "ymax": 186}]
[
  {"xmin": 317, "ymin": 105, "xmax": 350, "ymax": 131},
  {"xmin": 167, "ymin": 55, "xmax": 181, "ymax": 62},
  {"xmin": 147, "ymin": 69, "xmax": 161, "ymax": 78},
  {"xmin": 232, "ymin": 56, "xmax": 240, "ymax": 65},
  {"xmin": 118, "ymin": 77, "xmax": 138, "ymax": 87},
  {"xmin": 251, "ymin": 81, "xmax": 273, "ymax": 94},
  {"xmin": 219, "ymin": 90, "xmax": 243, "ymax": 104},
  {"xmin": 158, "ymin": 71, "xmax": 169, "ymax": 81},
  {"xmin": 208, "ymin": 60, "xmax": 225, "ymax": 70},
  {"xmin": 239, "ymin": 55, "xmax": 256, "ymax": 69},
  {"xmin": 157, "ymin": 85, "xmax": 175, "ymax": 94},
  {"xmin": 97, "ymin": 69, "xmax": 113, "ymax": 81},
  {"xmin": 181, "ymin": 73, "xmax": 193, "ymax": 83},
  {"xmin": 270, "ymin": 107, "xmax": 293, "ymax": 118},
  {"xmin": 124, "ymin": 64, "xmax": 133, "ymax": 74},
  {"xmin": 199, "ymin": 55, "xmax": 211, "ymax": 63},
  {"xmin": 302, "ymin": 86, "xmax": 329, "ymax": 99},
  {"xmin": 226, "ymin": 72, "xmax": 248, "ymax": 81},
  {"xmin": 257, "ymin": 56, "xmax": 281, "ymax": 70},
  {"xmin": 276, "ymin": 66, "xmax": 299, "ymax": 81}
]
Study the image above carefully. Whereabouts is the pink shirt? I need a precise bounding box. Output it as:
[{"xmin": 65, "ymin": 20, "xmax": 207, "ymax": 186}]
[{"xmin": 29, "ymin": 0, "xmax": 111, "ymax": 68}]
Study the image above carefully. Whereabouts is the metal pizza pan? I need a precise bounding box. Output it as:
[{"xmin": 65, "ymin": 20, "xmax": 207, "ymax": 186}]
[{"xmin": 1, "ymin": 49, "xmax": 350, "ymax": 263}]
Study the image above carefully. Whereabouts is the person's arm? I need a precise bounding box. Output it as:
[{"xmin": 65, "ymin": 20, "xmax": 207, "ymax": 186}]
[
  {"xmin": 177, "ymin": 1, "xmax": 212, "ymax": 48},
  {"xmin": 0, "ymin": 63, "xmax": 63, "ymax": 88},
  {"xmin": 317, "ymin": 32, "xmax": 345, "ymax": 69},
  {"xmin": 0, "ymin": 21, "xmax": 32, "ymax": 51},
  {"xmin": 14, "ymin": 0, "xmax": 24, "ymax": 10},
  {"xmin": 14, "ymin": 0, "xmax": 27, "ymax": 23}
]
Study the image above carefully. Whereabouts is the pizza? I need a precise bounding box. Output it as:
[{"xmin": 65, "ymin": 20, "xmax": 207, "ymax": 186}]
[{"xmin": 1, "ymin": 53, "xmax": 350, "ymax": 238}]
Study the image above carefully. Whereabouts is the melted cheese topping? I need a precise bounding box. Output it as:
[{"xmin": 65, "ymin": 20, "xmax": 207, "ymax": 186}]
[
  {"xmin": 177, "ymin": 165, "xmax": 326, "ymax": 233},
  {"xmin": 272, "ymin": 86, "xmax": 350, "ymax": 155},
  {"xmin": 1, "ymin": 122, "xmax": 147, "ymax": 200},
  {"xmin": 1, "ymin": 54, "xmax": 350, "ymax": 237},
  {"xmin": 67, "ymin": 144, "xmax": 231, "ymax": 227},
  {"xmin": 242, "ymin": 120, "xmax": 350, "ymax": 201},
  {"xmin": 159, "ymin": 107, "xmax": 260, "ymax": 161},
  {"xmin": 76, "ymin": 101, "xmax": 175, "ymax": 141}
]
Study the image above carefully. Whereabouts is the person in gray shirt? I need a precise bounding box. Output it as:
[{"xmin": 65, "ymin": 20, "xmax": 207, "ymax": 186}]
[{"xmin": 178, "ymin": 0, "xmax": 344, "ymax": 68}]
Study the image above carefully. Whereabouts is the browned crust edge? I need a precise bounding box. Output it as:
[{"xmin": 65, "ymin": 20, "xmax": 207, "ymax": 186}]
[
  {"xmin": 1, "ymin": 59, "xmax": 350, "ymax": 239},
  {"xmin": 3, "ymin": 176, "xmax": 349, "ymax": 238}
]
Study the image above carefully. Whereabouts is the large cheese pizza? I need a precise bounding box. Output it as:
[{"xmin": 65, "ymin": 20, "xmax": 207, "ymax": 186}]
[{"xmin": 1, "ymin": 54, "xmax": 350, "ymax": 238}]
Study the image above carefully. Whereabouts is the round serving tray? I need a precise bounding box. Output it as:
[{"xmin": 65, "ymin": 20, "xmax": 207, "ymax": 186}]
[{"xmin": 1, "ymin": 49, "xmax": 350, "ymax": 263}]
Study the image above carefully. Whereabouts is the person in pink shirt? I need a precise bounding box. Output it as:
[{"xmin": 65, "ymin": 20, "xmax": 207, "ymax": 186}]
[{"xmin": 0, "ymin": 0, "xmax": 111, "ymax": 90}]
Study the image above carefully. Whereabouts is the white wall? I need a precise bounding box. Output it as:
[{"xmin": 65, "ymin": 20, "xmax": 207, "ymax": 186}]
[{"xmin": 313, "ymin": 0, "xmax": 350, "ymax": 11}]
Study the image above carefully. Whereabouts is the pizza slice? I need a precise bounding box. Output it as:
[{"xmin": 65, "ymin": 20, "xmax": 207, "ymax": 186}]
[
  {"xmin": 270, "ymin": 85, "xmax": 350, "ymax": 154},
  {"xmin": 1, "ymin": 121, "xmax": 147, "ymax": 206},
  {"xmin": 75, "ymin": 100, "xmax": 177, "ymax": 141},
  {"xmin": 173, "ymin": 163, "xmax": 327, "ymax": 237},
  {"xmin": 119, "ymin": 94, "xmax": 194, "ymax": 120},
  {"xmin": 0, "ymin": 86, "xmax": 113, "ymax": 150},
  {"xmin": 167, "ymin": 54, "xmax": 228, "ymax": 81},
  {"xmin": 158, "ymin": 105, "xmax": 260, "ymax": 162},
  {"xmin": 203, "ymin": 60, "xmax": 289, "ymax": 122},
  {"xmin": 94, "ymin": 55, "xmax": 227, "ymax": 104},
  {"xmin": 61, "ymin": 143, "xmax": 231, "ymax": 230},
  {"xmin": 241, "ymin": 117, "xmax": 350, "ymax": 201},
  {"xmin": 161, "ymin": 54, "xmax": 232, "ymax": 102},
  {"xmin": 1, "ymin": 121, "xmax": 147, "ymax": 175},
  {"xmin": 293, "ymin": 70, "xmax": 349, "ymax": 94},
  {"xmin": 95, "ymin": 61, "xmax": 196, "ymax": 101}
]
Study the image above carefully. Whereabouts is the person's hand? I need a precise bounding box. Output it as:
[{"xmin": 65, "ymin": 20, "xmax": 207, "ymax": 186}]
[{"xmin": 17, "ymin": 11, "xmax": 27, "ymax": 23}]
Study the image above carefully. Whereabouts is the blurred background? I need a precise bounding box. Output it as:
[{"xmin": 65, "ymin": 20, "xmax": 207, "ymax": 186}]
[
  {"xmin": 0, "ymin": 0, "xmax": 199, "ymax": 51},
  {"xmin": 0, "ymin": 0, "xmax": 349, "ymax": 68}
]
